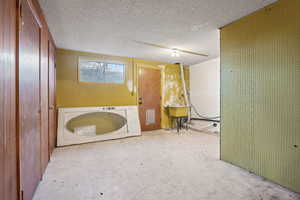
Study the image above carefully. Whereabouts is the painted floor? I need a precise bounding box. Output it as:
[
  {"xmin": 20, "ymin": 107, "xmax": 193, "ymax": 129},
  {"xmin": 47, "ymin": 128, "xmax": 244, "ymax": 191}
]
[{"xmin": 33, "ymin": 130, "xmax": 300, "ymax": 200}]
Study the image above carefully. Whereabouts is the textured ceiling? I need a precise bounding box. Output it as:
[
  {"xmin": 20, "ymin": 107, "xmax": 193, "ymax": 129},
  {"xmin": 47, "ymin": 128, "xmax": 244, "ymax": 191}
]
[{"xmin": 39, "ymin": 0, "xmax": 277, "ymax": 65}]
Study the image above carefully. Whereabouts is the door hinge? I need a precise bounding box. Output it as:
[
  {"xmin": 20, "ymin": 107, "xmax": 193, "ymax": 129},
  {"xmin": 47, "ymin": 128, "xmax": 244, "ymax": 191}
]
[
  {"xmin": 16, "ymin": 0, "xmax": 21, "ymax": 9},
  {"xmin": 21, "ymin": 190, "xmax": 24, "ymax": 200},
  {"xmin": 19, "ymin": 3, "xmax": 22, "ymax": 18},
  {"xmin": 19, "ymin": 3, "xmax": 23, "ymax": 31}
]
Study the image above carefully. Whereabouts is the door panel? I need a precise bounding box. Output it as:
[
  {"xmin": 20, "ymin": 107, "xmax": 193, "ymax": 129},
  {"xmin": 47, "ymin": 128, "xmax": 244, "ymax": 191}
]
[
  {"xmin": 138, "ymin": 67, "xmax": 161, "ymax": 131},
  {"xmin": 19, "ymin": 0, "xmax": 41, "ymax": 199},
  {"xmin": 0, "ymin": 0, "xmax": 18, "ymax": 199},
  {"xmin": 48, "ymin": 40, "xmax": 56, "ymax": 155}
]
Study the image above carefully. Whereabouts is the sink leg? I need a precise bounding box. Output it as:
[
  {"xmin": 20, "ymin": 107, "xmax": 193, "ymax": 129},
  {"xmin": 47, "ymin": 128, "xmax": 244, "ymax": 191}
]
[{"xmin": 176, "ymin": 118, "xmax": 180, "ymax": 133}]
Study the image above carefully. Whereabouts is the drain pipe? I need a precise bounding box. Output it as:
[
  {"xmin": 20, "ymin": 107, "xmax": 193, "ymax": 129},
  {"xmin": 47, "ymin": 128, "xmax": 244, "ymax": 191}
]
[{"xmin": 179, "ymin": 63, "xmax": 191, "ymax": 123}]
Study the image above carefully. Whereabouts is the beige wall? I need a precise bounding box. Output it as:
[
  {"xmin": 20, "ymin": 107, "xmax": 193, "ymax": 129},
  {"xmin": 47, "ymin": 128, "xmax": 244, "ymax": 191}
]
[{"xmin": 190, "ymin": 58, "xmax": 220, "ymax": 119}]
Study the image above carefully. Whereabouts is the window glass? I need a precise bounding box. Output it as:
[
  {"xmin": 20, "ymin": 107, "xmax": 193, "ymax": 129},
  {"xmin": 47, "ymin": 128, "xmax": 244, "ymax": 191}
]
[{"xmin": 79, "ymin": 60, "xmax": 125, "ymax": 83}]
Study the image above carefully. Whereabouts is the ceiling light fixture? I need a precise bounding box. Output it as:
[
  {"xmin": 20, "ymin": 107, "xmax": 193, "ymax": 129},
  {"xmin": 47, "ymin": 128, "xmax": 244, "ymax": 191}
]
[{"xmin": 171, "ymin": 49, "xmax": 180, "ymax": 57}]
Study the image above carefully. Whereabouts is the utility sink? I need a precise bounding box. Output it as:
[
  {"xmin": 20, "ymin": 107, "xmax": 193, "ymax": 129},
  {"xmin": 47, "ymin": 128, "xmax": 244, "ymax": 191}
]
[{"xmin": 167, "ymin": 105, "xmax": 189, "ymax": 117}]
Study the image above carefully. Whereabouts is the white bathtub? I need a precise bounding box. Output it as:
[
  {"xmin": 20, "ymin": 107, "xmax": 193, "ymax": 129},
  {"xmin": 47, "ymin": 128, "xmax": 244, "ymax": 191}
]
[{"xmin": 57, "ymin": 106, "xmax": 141, "ymax": 146}]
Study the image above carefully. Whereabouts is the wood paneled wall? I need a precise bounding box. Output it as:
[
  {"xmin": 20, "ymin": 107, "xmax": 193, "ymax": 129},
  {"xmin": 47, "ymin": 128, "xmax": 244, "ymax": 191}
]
[
  {"xmin": 220, "ymin": 0, "xmax": 300, "ymax": 193},
  {"xmin": 0, "ymin": 0, "xmax": 56, "ymax": 199},
  {"xmin": 0, "ymin": 0, "xmax": 18, "ymax": 199}
]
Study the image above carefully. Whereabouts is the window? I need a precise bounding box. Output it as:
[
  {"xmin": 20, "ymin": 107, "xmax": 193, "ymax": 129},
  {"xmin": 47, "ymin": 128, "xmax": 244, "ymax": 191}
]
[{"xmin": 79, "ymin": 59, "xmax": 125, "ymax": 84}]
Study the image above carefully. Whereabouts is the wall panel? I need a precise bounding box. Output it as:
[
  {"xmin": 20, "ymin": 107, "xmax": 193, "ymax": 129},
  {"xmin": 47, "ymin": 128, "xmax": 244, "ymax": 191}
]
[
  {"xmin": 221, "ymin": 0, "xmax": 300, "ymax": 193},
  {"xmin": 1, "ymin": 0, "xmax": 56, "ymax": 199},
  {"xmin": 190, "ymin": 58, "xmax": 220, "ymax": 119},
  {"xmin": 0, "ymin": 0, "xmax": 18, "ymax": 199}
]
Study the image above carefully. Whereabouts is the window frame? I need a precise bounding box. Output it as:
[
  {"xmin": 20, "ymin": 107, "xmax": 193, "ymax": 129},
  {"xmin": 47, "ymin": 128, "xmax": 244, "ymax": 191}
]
[{"xmin": 78, "ymin": 57, "xmax": 127, "ymax": 85}]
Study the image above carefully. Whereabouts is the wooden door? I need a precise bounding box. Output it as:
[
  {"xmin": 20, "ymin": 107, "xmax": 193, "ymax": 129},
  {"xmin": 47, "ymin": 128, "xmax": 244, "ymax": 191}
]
[
  {"xmin": 0, "ymin": 0, "xmax": 18, "ymax": 199},
  {"xmin": 18, "ymin": 0, "xmax": 42, "ymax": 199},
  {"xmin": 138, "ymin": 67, "xmax": 161, "ymax": 131},
  {"xmin": 48, "ymin": 40, "xmax": 56, "ymax": 155}
]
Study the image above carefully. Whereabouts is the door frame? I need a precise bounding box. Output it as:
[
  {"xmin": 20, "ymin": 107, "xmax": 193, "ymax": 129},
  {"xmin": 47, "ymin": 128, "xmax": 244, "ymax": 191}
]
[
  {"xmin": 48, "ymin": 39, "xmax": 56, "ymax": 156},
  {"xmin": 136, "ymin": 63, "xmax": 164, "ymax": 130}
]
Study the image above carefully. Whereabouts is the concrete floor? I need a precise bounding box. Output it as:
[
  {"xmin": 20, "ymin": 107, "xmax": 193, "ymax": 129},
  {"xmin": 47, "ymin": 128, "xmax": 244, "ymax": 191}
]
[{"xmin": 33, "ymin": 130, "xmax": 300, "ymax": 200}]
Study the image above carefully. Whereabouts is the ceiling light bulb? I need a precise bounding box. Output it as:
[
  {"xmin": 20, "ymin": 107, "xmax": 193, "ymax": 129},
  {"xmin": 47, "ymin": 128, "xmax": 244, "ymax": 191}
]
[{"xmin": 171, "ymin": 49, "xmax": 180, "ymax": 57}]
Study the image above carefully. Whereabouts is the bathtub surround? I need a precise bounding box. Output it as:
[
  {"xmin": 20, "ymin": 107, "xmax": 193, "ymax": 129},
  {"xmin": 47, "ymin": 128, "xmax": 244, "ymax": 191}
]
[
  {"xmin": 56, "ymin": 49, "xmax": 189, "ymax": 128},
  {"xmin": 57, "ymin": 106, "xmax": 141, "ymax": 146}
]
